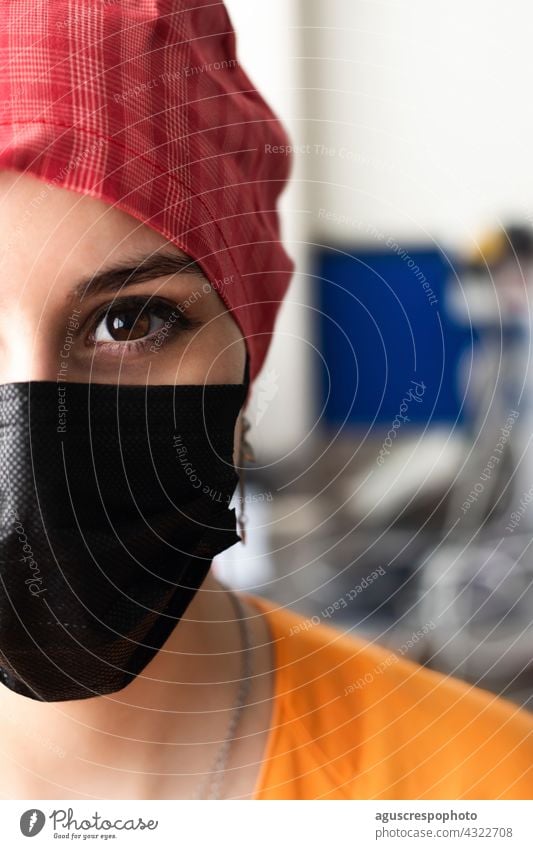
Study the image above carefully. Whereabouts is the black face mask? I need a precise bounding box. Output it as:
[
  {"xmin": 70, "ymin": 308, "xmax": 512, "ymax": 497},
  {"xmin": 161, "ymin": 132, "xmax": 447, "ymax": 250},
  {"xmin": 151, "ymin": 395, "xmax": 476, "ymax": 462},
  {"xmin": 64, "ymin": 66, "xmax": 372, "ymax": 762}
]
[{"xmin": 0, "ymin": 361, "xmax": 249, "ymax": 702}]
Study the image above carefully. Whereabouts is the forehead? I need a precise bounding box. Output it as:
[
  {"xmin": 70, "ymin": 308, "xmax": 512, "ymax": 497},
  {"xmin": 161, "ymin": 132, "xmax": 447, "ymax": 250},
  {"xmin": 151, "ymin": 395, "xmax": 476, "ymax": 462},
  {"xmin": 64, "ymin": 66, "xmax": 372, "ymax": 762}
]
[{"xmin": 0, "ymin": 169, "xmax": 181, "ymax": 279}]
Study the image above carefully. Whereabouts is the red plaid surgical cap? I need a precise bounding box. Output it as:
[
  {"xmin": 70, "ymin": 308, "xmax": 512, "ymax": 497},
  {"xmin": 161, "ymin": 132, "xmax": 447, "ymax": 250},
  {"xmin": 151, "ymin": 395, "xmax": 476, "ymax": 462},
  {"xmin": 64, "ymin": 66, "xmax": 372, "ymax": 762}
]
[{"xmin": 0, "ymin": 0, "xmax": 294, "ymax": 385}]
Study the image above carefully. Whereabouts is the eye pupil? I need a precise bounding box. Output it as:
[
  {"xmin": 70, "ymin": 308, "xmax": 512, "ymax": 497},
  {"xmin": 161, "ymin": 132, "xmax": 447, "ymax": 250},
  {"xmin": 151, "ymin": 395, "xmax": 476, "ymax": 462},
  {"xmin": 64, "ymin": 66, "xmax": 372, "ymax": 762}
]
[{"xmin": 107, "ymin": 310, "xmax": 151, "ymax": 341}]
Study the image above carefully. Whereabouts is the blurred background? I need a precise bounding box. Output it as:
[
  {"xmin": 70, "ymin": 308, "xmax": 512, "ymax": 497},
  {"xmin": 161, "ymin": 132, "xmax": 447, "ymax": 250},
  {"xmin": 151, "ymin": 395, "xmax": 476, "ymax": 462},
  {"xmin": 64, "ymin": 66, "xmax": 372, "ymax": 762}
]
[{"xmin": 213, "ymin": 0, "xmax": 533, "ymax": 709}]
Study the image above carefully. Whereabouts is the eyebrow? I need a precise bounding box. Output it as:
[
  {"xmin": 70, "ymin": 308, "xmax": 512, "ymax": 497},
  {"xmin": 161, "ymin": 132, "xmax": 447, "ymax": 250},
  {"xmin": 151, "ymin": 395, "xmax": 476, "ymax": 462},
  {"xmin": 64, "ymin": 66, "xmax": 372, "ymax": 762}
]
[{"xmin": 71, "ymin": 250, "xmax": 208, "ymax": 301}]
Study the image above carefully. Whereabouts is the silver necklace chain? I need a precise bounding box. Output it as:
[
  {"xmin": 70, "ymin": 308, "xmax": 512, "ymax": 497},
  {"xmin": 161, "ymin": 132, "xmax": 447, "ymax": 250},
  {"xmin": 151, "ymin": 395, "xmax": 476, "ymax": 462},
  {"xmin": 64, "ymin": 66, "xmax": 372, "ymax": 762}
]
[{"xmin": 193, "ymin": 587, "xmax": 254, "ymax": 800}]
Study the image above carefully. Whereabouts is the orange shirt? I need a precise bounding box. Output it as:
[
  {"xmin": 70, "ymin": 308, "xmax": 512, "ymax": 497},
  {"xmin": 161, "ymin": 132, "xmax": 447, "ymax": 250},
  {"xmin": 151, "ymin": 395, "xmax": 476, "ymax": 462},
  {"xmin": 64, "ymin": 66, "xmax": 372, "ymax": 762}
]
[{"xmin": 244, "ymin": 593, "xmax": 533, "ymax": 800}]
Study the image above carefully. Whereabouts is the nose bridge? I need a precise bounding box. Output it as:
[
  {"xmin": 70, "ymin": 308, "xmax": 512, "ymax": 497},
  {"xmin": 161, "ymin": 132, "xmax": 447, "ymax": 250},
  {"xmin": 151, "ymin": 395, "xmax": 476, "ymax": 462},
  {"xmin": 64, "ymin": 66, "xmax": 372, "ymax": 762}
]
[
  {"xmin": 0, "ymin": 233, "xmax": 57, "ymax": 381},
  {"xmin": 0, "ymin": 300, "xmax": 61, "ymax": 384}
]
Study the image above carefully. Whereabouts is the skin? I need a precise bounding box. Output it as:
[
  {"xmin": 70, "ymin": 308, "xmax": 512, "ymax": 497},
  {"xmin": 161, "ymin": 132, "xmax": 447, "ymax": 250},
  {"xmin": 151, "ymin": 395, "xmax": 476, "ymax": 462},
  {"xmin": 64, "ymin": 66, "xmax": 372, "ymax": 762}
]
[{"xmin": 0, "ymin": 169, "xmax": 274, "ymax": 800}]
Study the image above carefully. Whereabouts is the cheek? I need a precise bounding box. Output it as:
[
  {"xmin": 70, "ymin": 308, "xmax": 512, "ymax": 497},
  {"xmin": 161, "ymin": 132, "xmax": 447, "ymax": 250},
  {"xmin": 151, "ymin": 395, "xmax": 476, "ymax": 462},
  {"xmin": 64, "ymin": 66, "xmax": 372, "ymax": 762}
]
[
  {"xmin": 161, "ymin": 311, "xmax": 246, "ymax": 385},
  {"xmin": 196, "ymin": 289, "xmax": 247, "ymax": 381}
]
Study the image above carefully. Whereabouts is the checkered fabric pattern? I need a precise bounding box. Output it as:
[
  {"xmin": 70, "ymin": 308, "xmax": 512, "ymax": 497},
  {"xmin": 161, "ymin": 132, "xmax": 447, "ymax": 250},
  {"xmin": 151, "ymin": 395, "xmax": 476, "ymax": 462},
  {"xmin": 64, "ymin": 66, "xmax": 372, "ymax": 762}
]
[{"xmin": 0, "ymin": 0, "xmax": 294, "ymax": 384}]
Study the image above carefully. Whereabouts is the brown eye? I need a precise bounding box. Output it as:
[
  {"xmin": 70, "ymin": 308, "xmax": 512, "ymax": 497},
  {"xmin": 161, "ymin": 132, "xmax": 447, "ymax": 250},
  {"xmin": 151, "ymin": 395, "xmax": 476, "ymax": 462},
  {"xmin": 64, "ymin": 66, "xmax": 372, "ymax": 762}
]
[
  {"xmin": 88, "ymin": 296, "xmax": 202, "ymax": 352},
  {"xmin": 93, "ymin": 306, "xmax": 162, "ymax": 343}
]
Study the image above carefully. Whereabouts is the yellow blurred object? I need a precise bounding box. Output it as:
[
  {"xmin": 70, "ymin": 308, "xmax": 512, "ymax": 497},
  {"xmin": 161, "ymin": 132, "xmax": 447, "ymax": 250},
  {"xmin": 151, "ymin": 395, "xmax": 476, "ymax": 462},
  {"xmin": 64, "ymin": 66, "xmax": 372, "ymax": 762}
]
[{"xmin": 468, "ymin": 229, "xmax": 507, "ymax": 267}]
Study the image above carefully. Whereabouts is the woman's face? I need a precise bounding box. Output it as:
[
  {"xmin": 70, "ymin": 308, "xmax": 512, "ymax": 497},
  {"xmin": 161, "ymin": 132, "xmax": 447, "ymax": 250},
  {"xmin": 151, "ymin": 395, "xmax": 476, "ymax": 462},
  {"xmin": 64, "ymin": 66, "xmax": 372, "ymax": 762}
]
[{"xmin": 0, "ymin": 170, "xmax": 246, "ymax": 388}]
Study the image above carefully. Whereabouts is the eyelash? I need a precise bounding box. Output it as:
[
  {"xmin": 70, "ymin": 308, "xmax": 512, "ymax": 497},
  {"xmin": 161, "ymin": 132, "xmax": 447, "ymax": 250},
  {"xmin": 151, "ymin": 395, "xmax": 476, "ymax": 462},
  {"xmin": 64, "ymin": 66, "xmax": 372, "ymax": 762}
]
[{"xmin": 86, "ymin": 296, "xmax": 202, "ymax": 355}]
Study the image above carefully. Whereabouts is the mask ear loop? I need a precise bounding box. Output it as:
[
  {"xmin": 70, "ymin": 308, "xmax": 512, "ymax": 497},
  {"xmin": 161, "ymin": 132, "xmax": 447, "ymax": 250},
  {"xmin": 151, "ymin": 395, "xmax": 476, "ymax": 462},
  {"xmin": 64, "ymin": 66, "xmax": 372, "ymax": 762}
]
[{"xmin": 237, "ymin": 351, "xmax": 254, "ymax": 545}]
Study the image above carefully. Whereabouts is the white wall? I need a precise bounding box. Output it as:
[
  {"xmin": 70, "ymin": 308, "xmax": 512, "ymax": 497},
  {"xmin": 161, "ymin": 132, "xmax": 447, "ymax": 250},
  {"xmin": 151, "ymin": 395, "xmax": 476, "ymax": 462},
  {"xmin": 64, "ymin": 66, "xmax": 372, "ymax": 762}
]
[{"xmin": 301, "ymin": 0, "xmax": 533, "ymax": 251}]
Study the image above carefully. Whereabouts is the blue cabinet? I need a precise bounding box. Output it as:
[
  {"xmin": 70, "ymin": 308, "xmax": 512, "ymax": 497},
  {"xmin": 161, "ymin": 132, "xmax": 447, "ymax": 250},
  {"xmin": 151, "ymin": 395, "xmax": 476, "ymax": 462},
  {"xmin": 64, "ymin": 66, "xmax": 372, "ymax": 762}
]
[{"xmin": 314, "ymin": 244, "xmax": 471, "ymax": 428}]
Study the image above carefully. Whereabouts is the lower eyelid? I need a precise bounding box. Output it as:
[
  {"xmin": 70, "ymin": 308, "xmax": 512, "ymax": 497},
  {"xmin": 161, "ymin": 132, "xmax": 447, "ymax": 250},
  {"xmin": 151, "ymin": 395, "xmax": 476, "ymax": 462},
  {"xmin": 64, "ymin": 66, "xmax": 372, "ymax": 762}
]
[{"xmin": 92, "ymin": 334, "xmax": 168, "ymax": 355}]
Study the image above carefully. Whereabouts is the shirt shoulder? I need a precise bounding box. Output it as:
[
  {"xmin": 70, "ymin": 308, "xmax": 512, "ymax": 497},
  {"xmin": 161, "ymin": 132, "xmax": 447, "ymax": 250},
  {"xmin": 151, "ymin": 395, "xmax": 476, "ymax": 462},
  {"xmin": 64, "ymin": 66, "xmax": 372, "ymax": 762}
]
[{"xmin": 245, "ymin": 594, "xmax": 533, "ymax": 800}]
